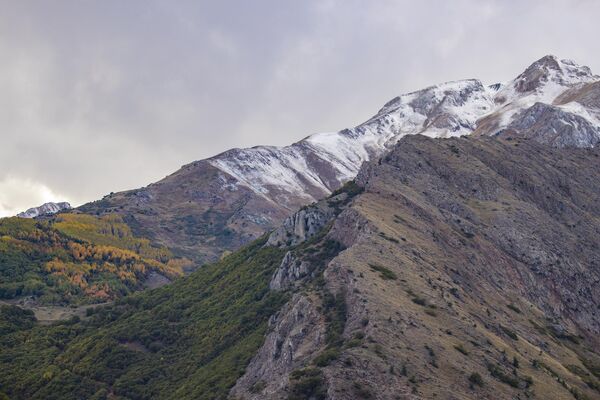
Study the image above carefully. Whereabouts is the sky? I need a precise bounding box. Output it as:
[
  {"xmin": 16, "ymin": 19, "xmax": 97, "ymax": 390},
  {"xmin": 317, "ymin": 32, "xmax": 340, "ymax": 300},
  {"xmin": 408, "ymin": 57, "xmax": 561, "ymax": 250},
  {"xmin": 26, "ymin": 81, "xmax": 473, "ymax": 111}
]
[{"xmin": 1, "ymin": 0, "xmax": 600, "ymax": 216}]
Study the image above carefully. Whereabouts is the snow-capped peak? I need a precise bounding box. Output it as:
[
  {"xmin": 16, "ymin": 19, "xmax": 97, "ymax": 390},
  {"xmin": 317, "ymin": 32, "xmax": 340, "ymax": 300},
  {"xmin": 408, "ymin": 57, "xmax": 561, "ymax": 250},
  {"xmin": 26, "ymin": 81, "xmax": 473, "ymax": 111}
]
[
  {"xmin": 17, "ymin": 202, "xmax": 71, "ymax": 218},
  {"xmin": 207, "ymin": 56, "xmax": 600, "ymax": 209}
]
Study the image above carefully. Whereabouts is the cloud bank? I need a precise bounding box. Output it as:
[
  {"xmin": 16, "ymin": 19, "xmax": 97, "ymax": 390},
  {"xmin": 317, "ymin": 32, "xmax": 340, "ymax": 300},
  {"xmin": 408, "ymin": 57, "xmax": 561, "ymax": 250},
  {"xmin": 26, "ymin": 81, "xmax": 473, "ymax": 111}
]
[{"xmin": 1, "ymin": 0, "xmax": 599, "ymax": 216}]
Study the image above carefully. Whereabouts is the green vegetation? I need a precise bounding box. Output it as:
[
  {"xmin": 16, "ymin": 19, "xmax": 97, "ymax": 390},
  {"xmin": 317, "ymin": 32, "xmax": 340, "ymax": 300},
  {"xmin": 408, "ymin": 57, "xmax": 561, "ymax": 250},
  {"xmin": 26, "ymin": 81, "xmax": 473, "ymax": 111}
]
[
  {"xmin": 469, "ymin": 372, "xmax": 484, "ymax": 387},
  {"xmin": 53, "ymin": 214, "xmax": 171, "ymax": 260},
  {"xmin": 327, "ymin": 180, "xmax": 364, "ymax": 214},
  {"xmin": 352, "ymin": 381, "xmax": 374, "ymax": 398},
  {"xmin": 289, "ymin": 368, "xmax": 327, "ymax": 400},
  {"xmin": 329, "ymin": 180, "xmax": 364, "ymax": 199},
  {"xmin": 249, "ymin": 380, "xmax": 266, "ymax": 394},
  {"xmin": 313, "ymin": 347, "xmax": 341, "ymax": 367},
  {"xmin": 378, "ymin": 232, "xmax": 400, "ymax": 244},
  {"xmin": 319, "ymin": 288, "xmax": 347, "ymax": 349},
  {"xmin": 411, "ymin": 297, "xmax": 427, "ymax": 306},
  {"xmin": 0, "ymin": 236, "xmax": 288, "ymax": 400},
  {"xmin": 507, "ymin": 303, "xmax": 522, "ymax": 314},
  {"xmin": 424, "ymin": 308, "xmax": 437, "ymax": 317},
  {"xmin": 0, "ymin": 305, "xmax": 36, "ymax": 335},
  {"xmin": 0, "ymin": 216, "xmax": 185, "ymax": 305},
  {"xmin": 454, "ymin": 343, "xmax": 469, "ymax": 356},
  {"xmin": 425, "ymin": 345, "xmax": 439, "ymax": 368},
  {"xmin": 487, "ymin": 363, "xmax": 532, "ymax": 389},
  {"xmin": 500, "ymin": 325, "xmax": 519, "ymax": 340},
  {"xmin": 368, "ymin": 263, "xmax": 397, "ymax": 280}
]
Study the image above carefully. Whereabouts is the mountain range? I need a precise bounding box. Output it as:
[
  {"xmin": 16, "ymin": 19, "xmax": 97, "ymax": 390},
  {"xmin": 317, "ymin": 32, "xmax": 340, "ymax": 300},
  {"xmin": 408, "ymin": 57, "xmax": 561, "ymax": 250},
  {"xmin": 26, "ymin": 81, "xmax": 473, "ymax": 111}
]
[
  {"xmin": 1, "ymin": 55, "xmax": 600, "ymax": 400},
  {"xmin": 2, "ymin": 134, "xmax": 600, "ymax": 400},
  {"xmin": 76, "ymin": 55, "xmax": 600, "ymax": 265}
]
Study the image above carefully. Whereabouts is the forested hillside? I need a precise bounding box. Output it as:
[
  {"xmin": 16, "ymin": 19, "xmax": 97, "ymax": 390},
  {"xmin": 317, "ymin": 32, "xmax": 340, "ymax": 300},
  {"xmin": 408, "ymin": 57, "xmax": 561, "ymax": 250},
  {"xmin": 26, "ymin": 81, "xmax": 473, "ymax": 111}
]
[{"xmin": 0, "ymin": 214, "xmax": 187, "ymax": 305}]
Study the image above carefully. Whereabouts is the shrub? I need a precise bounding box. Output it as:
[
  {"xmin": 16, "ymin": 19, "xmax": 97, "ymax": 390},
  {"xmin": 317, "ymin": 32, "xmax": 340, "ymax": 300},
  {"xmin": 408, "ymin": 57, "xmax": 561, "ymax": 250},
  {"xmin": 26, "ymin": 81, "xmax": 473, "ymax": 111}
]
[
  {"xmin": 368, "ymin": 263, "xmax": 397, "ymax": 280},
  {"xmin": 507, "ymin": 303, "xmax": 522, "ymax": 314},
  {"xmin": 469, "ymin": 372, "xmax": 484, "ymax": 387},
  {"xmin": 378, "ymin": 232, "xmax": 400, "ymax": 244},
  {"xmin": 412, "ymin": 297, "xmax": 427, "ymax": 306},
  {"xmin": 314, "ymin": 348, "xmax": 340, "ymax": 367},
  {"xmin": 500, "ymin": 325, "xmax": 518, "ymax": 340},
  {"xmin": 424, "ymin": 308, "xmax": 437, "ymax": 317},
  {"xmin": 249, "ymin": 380, "xmax": 266, "ymax": 394},
  {"xmin": 454, "ymin": 344, "xmax": 469, "ymax": 356},
  {"xmin": 289, "ymin": 368, "xmax": 327, "ymax": 400},
  {"xmin": 353, "ymin": 382, "xmax": 374, "ymax": 399}
]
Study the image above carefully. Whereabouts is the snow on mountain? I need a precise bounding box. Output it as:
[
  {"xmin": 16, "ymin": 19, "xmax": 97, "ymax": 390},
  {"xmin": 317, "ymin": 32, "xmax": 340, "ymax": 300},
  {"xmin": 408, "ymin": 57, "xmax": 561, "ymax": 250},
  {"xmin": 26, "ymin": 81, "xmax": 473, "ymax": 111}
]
[
  {"xmin": 17, "ymin": 202, "xmax": 71, "ymax": 218},
  {"xmin": 76, "ymin": 55, "xmax": 600, "ymax": 265},
  {"xmin": 208, "ymin": 55, "xmax": 600, "ymax": 205}
]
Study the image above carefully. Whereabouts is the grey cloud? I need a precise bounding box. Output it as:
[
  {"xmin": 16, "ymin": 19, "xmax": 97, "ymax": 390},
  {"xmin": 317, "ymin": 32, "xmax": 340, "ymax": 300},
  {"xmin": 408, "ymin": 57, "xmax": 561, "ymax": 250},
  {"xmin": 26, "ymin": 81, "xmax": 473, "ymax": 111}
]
[{"xmin": 0, "ymin": 0, "xmax": 599, "ymax": 215}]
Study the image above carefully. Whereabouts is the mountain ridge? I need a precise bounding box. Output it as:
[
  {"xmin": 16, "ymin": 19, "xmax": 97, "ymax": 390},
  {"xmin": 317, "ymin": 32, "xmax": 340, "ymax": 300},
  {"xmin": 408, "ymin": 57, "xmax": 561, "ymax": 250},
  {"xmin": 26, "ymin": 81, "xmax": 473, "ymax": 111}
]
[{"xmin": 75, "ymin": 55, "xmax": 600, "ymax": 266}]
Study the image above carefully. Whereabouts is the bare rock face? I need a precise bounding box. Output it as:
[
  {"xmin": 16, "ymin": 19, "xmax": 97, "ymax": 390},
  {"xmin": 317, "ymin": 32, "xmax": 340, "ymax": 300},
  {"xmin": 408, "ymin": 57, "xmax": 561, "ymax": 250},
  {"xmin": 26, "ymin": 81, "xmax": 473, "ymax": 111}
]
[
  {"xmin": 267, "ymin": 189, "xmax": 367, "ymax": 292},
  {"xmin": 266, "ymin": 197, "xmax": 339, "ymax": 247},
  {"xmin": 230, "ymin": 294, "xmax": 326, "ymax": 399},
  {"xmin": 555, "ymin": 80, "xmax": 600, "ymax": 110},
  {"xmin": 269, "ymin": 251, "xmax": 312, "ymax": 291},
  {"xmin": 514, "ymin": 55, "xmax": 562, "ymax": 93},
  {"xmin": 497, "ymin": 102, "xmax": 600, "ymax": 148}
]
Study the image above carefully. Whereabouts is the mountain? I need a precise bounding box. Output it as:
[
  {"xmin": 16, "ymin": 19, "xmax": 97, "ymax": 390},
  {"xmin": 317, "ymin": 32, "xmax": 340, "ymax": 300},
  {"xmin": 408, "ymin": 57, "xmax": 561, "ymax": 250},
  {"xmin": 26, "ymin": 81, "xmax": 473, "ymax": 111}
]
[
  {"xmin": 233, "ymin": 134, "xmax": 600, "ymax": 400},
  {"xmin": 76, "ymin": 55, "xmax": 600, "ymax": 266},
  {"xmin": 17, "ymin": 202, "xmax": 71, "ymax": 218},
  {"xmin": 2, "ymin": 135, "xmax": 599, "ymax": 400}
]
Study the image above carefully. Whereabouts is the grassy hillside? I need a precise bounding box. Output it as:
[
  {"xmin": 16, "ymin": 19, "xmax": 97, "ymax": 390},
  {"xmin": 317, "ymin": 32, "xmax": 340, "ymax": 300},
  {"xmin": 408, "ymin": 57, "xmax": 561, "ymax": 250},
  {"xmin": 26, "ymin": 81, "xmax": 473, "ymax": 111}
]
[
  {"xmin": 0, "ymin": 214, "xmax": 186, "ymax": 305},
  {"xmin": 0, "ymin": 236, "xmax": 287, "ymax": 400}
]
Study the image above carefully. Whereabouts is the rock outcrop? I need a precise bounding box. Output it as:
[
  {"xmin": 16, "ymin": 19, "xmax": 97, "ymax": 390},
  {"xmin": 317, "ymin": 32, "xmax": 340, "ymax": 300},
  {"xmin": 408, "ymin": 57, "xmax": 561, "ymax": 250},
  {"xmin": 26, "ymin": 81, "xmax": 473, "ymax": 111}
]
[
  {"xmin": 266, "ymin": 197, "xmax": 339, "ymax": 248},
  {"xmin": 230, "ymin": 294, "xmax": 326, "ymax": 399}
]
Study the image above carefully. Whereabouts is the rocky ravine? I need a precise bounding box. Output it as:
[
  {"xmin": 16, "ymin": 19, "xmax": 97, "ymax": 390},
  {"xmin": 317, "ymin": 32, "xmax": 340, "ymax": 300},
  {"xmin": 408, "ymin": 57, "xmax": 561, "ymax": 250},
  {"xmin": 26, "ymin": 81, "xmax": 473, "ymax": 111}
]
[
  {"xmin": 77, "ymin": 56, "xmax": 600, "ymax": 265},
  {"xmin": 231, "ymin": 134, "xmax": 600, "ymax": 400}
]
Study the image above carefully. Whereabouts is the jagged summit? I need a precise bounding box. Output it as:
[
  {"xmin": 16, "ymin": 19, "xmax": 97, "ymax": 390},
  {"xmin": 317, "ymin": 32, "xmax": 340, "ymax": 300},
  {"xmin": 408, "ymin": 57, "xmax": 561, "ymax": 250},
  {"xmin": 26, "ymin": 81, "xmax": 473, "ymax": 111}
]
[
  {"xmin": 494, "ymin": 55, "xmax": 597, "ymax": 104},
  {"xmin": 513, "ymin": 55, "xmax": 596, "ymax": 94}
]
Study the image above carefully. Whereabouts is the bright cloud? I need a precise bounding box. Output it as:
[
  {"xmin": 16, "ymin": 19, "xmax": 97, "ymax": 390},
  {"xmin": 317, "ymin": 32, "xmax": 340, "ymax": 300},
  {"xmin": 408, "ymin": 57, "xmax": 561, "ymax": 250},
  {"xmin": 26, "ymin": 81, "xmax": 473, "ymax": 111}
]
[{"xmin": 0, "ymin": 177, "xmax": 69, "ymax": 217}]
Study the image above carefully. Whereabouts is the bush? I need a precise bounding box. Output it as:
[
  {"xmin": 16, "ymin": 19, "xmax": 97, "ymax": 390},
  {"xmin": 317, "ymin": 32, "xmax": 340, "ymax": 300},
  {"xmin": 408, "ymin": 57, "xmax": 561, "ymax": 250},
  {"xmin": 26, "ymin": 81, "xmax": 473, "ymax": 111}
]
[
  {"xmin": 500, "ymin": 325, "xmax": 518, "ymax": 340},
  {"xmin": 469, "ymin": 372, "xmax": 484, "ymax": 387},
  {"xmin": 368, "ymin": 263, "xmax": 398, "ymax": 280},
  {"xmin": 249, "ymin": 380, "xmax": 266, "ymax": 394},
  {"xmin": 412, "ymin": 297, "xmax": 427, "ymax": 306},
  {"xmin": 353, "ymin": 382, "xmax": 374, "ymax": 399},
  {"xmin": 507, "ymin": 303, "xmax": 521, "ymax": 314},
  {"xmin": 289, "ymin": 368, "xmax": 327, "ymax": 400},
  {"xmin": 314, "ymin": 348, "xmax": 340, "ymax": 367},
  {"xmin": 454, "ymin": 344, "xmax": 469, "ymax": 356}
]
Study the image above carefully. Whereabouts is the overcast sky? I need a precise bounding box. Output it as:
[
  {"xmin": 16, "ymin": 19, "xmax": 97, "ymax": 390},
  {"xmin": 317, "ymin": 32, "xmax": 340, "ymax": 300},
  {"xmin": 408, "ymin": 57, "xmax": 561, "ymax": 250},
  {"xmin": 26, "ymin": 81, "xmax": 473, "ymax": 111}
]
[{"xmin": 1, "ymin": 0, "xmax": 599, "ymax": 216}]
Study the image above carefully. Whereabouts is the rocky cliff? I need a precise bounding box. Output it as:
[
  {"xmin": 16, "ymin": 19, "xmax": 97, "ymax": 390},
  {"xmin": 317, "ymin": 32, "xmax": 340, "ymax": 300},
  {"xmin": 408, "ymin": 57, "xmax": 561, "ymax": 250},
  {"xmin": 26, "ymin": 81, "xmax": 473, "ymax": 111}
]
[{"xmin": 232, "ymin": 134, "xmax": 600, "ymax": 400}]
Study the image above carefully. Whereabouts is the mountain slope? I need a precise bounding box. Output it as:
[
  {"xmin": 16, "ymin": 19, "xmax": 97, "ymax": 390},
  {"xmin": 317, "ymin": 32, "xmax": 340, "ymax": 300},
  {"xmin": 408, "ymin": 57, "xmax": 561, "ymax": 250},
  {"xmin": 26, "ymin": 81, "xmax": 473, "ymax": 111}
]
[
  {"xmin": 77, "ymin": 56, "xmax": 600, "ymax": 265},
  {"xmin": 2, "ymin": 135, "xmax": 599, "ymax": 400},
  {"xmin": 232, "ymin": 134, "xmax": 600, "ymax": 400}
]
